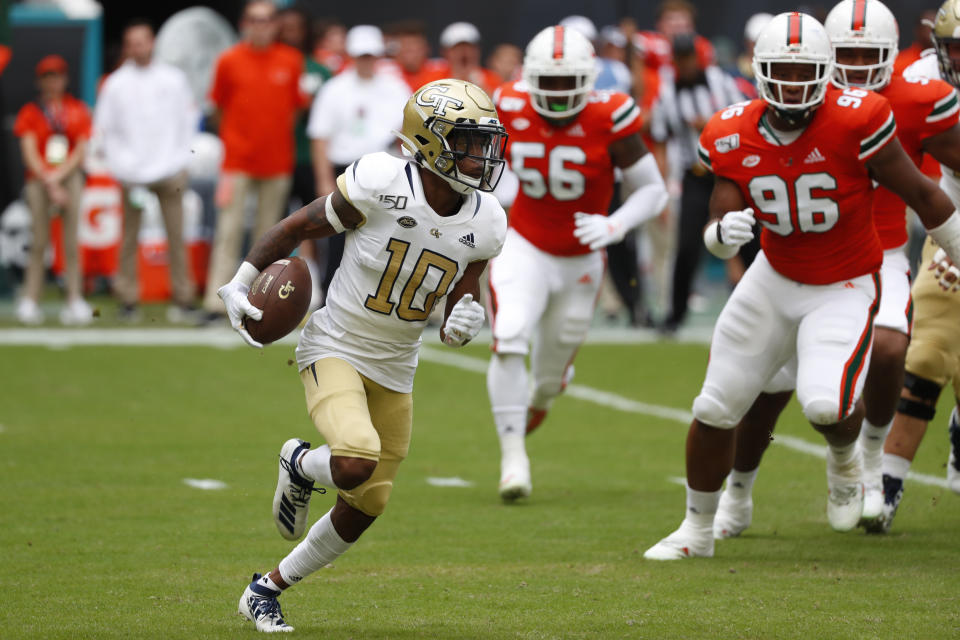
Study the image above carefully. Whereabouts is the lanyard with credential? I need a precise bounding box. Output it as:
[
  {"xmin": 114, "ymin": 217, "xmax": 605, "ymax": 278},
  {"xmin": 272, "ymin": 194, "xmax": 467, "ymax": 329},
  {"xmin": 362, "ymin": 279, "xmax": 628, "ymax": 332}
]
[
  {"xmin": 39, "ymin": 101, "xmax": 69, "ymax": 165},
  {"xmin": 40, "ymin": 101, "xmax": 67, "ymax": 134}
]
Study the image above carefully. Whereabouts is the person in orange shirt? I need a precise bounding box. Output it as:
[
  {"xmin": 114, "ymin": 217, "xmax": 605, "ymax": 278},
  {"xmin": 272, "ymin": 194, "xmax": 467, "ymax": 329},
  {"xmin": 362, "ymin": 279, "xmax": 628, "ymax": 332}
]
[
  {"xmin": 383, "ymin": 20, "xmax": 431, "ymax": 91},
  {"xmin": 202, "ymin": 0, "xmax": 306, "ymax": 317},
  {"xmin": 894, "ymin": 10, "xmax": 937, "ymax": 75},
  {"xmin": 416, "ymin": 22, "xmax": 502, "ymax": 96},
  {"xmin": 13, "ymin": 55, "xmax": 93, "ymax": 325}
]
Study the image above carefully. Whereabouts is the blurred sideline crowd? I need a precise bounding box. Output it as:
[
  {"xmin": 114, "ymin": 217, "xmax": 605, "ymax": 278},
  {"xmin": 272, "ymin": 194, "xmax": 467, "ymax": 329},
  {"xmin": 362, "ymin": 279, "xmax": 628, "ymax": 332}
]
[{"xmin": 4, "ymin": 0, "xmax": 936, "ymax": 329}]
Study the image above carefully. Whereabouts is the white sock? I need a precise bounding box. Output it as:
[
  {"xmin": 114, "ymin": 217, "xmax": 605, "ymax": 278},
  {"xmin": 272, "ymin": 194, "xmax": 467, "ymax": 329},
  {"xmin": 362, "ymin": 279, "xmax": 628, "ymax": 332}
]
[
  {"xmin": 277, "ymin": 510, "xmax": 352, "ymax": 585},
  {"xmin": 725, "ymin": 468, "xmax": 758, "ymax": 501},
  {"xmin": 255, "ymin": 574, "xmax": 283, "ymax": 594},
  {"xmin": 858, "ymin": 418, "xmax": 891, "ymax": 460},
  {"xmin": 684, "ymin": 484, "xmax": 720, "ymax": 531},
  {"xmin": 298, "ymin": 445, "xmax": 334, "ymax": 488},
  {"xmin": 827, "ymin": 441, "xmax": 857, "ymax": 468},
  {"xmin": 499, "ymin": 430, "xmax": 527, "ymax": 464},
  {"xmin": 882, "ymin": 453, "xmax": 911, "ymax": 481},
  {"xmin": 488, "ymin": 353, "xmax": 529, "ymax": 438}
]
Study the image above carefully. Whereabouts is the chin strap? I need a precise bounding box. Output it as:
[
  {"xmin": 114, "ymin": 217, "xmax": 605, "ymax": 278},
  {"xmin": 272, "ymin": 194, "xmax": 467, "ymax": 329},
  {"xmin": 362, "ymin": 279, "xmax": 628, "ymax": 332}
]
[{"xmin": 772, "ymin": 106, "xmax": 814, "ymax": 127}]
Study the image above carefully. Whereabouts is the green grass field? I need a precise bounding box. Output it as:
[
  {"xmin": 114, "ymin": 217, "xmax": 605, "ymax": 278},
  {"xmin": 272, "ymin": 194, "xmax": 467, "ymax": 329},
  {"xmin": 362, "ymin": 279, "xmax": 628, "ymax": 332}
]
[{"xmin": 2, "ymin": 339, "xmax": 959, "ymax": 639}]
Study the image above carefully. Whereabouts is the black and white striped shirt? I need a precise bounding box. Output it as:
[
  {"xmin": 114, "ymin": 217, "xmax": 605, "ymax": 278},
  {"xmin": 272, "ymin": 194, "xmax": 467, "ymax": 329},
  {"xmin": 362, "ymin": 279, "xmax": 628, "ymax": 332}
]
[{"xmin": 649, "ymin": 65, "xmax": 745, "ymax": 170}]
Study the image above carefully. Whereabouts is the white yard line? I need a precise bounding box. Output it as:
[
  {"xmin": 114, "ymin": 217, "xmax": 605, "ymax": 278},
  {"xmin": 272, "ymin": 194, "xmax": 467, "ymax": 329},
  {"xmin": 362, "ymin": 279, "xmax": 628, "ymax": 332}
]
[
  {"xmin": 183, "ymin": 478, "xmax": 228, "ymax": 490},
  {"xmin": 418, "ymin": 347, "xmax": 951, "ymax": 491},
  {"xmin": 0, "ymin": 329, "xmax": 948, "ymax": 489},
  {"xmin": 426, "ymin": 477, "xmax": 475, "ymax": 488}
]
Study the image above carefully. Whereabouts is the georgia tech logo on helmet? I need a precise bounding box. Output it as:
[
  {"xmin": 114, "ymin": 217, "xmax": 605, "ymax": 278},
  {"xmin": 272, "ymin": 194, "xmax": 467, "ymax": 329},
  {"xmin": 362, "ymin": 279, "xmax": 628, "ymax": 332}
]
[{"xmin": 416, "ymin": 85, "xmax": 465, "ymax": 117}]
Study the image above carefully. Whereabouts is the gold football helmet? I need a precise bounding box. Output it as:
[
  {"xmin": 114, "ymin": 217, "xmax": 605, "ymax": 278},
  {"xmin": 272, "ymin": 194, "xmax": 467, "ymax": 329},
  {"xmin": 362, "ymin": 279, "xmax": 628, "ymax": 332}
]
[
  {"xmin": 395, "ymin": 79, "xmax": 507, "ymax": 194},
  {"xmin": 932, "ymin": 0, "xmax": 960, "ymax": 87}
]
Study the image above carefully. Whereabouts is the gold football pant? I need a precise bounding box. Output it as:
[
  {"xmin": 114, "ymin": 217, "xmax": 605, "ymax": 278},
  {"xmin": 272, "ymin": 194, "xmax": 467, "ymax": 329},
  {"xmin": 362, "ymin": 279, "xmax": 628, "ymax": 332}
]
[
  {"xmin": 300, "ymin": 357, "xmax": 412, "ymax": 516},
  {"xmin": 903, "ymin": 237, "xmax": 960, "ymax": 396}
]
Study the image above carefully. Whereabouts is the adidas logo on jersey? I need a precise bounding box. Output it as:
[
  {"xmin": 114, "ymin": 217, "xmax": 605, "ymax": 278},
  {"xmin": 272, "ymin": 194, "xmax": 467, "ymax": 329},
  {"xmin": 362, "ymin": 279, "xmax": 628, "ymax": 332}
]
[
  {"xmin": 566, "ymin": 123, "xmax": 586, "ymax": 137},
  {"xmin": 804, "ymin": 147, "xmax": 826, "ymax": 164},
  {"xmin": 458, "ymin": 233, "xmax": 476, "ymax": 248}
]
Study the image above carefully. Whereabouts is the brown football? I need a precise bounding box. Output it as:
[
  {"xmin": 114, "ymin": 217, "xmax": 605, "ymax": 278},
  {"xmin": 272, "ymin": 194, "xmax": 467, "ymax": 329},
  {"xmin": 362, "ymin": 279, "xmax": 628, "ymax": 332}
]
[{"xmin": 244, "ymin": 257, "xmax": 312, "ymax": 344}]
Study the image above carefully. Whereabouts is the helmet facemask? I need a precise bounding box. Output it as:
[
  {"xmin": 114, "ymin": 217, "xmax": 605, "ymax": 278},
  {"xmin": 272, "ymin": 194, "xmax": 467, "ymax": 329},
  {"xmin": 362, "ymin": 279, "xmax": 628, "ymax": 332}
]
[
  {"xmin": 525, "ymin": 70, "xmax": 596, "ymax": 119},
  {"xmin": 832, "ymin": 43, "xmax": 895, "ymax": 90},
  {"xmin": 753, "ymin": 59, "xmax": 833, "ymax": 124},
  {"xmin": 429, "ymin": 117, "xmax": 508, "ymax": 193}
]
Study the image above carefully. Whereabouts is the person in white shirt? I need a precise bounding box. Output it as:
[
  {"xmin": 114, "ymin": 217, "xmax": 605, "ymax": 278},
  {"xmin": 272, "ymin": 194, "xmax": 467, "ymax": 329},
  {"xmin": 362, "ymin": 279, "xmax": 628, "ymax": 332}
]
[
  {"xmin": 94, "ymin": 19, "xmax": 199, "ymax": 321},
  {"xmin": 306, "ymin": 25, "xmax": 410, "ymax": 301}
]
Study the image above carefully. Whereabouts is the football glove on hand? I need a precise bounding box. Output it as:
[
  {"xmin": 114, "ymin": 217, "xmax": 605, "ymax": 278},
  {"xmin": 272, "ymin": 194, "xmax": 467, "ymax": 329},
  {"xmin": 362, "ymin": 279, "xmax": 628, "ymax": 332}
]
[
  {"xmin": 573, "ymin": 212, "xmax": 626, "ymax": 251},
  {"xmin": 218, "ymin": 280, "xmax": 264, "ymax": 348},
  {"xmin": 719, "ymin": 208, "xmax": 756, "ymax": 247},
  {"xmin": 442, "ymin": 293, "xmax": 485, "ymax": 347},
  {"xmin": 929, "ymin": 247, "xmax": 960, "ymax": 292}
]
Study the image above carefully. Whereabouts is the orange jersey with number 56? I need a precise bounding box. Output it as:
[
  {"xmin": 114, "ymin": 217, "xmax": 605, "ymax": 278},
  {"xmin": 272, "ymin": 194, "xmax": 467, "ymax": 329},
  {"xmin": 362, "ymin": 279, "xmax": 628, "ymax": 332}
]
[
  {"xmin": 698, "ymin": 86, "xmax": 894, "ymax": 285},
  {"xmin": 873, "ymin": 75, "xmax": 960, "ymax": 249},
  {"xmin": 494, "ymin": 81, "xmax": 643, "ymax": 256}
]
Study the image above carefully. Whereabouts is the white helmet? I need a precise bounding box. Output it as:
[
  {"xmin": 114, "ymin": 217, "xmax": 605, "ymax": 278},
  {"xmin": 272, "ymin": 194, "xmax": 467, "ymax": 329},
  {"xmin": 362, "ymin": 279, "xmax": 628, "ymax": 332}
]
[
  {"xmin": 753, "ymin": 12, "xmax": 834, "ymax": 121},
  {"xmin": 522, "ymin": 25, "xmax": 598, "ymax": 119},
  {"xmin": 824, "ymin": 0, "xmax": 899, "ymax": 90}
]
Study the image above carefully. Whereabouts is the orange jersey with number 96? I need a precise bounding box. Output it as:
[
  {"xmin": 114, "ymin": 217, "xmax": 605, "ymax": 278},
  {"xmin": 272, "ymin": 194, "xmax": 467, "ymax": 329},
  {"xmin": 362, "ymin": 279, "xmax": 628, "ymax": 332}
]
[
  {"xmin": 494, "ymin": 81, "xmax": 643, "ymax": 256},
  {"xmin": 698, "ymin": 86, "xmax": 894, "ymax": 285}
]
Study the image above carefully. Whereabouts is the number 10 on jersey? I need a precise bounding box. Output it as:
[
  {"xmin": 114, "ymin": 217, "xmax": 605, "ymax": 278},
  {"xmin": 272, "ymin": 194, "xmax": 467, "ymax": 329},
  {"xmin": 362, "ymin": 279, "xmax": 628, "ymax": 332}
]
[{"xmin": 364, "ymin": 238, "xmax": 458, "ymax": 321}]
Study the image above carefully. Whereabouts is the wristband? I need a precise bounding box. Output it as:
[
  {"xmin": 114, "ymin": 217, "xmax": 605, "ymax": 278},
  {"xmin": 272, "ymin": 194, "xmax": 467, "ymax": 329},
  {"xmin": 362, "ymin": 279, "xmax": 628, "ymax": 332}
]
[
  {"xmin": 231, "ymin": 261, "xmax": 260, "ymax": 288},
  {"xmin": 703, "ymin": 221, "xmax": 739, "ymax": 260}
]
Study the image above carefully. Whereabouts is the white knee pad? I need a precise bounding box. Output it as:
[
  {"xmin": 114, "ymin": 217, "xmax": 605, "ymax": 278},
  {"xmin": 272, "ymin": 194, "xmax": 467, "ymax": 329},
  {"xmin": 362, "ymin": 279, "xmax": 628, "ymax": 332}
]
[
  {"xmin": 692, "ymin": 392, "xmax": 740, "ymax": 429},
  {"xmin": 802, "ymin": 397, "xmax": 843, "ymax": 426}
]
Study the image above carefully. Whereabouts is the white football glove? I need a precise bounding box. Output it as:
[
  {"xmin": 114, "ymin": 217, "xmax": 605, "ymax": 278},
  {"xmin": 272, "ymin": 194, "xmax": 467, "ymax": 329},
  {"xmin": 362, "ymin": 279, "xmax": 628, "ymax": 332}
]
[
  {"xmin": 573, "ymin": 212, "xmax": 626, "ymax": 251},
  {"xmin": 718, "ymin": 207, "xmax": 756, "ymax": 248},
  {"xmin": 442, "ymin": 293, "xmax": 485, "ymax": 347},
  {"xmin": 929, "ymin": 247, "xmax": 960, "ymax": 292},
  {"xmin": 217, "ymin": 280, "xmax": 264, "ymax": 348}
]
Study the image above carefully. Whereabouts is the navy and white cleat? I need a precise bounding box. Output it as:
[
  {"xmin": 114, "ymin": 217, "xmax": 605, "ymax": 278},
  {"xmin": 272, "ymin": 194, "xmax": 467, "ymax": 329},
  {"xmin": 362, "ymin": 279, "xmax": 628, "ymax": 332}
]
[
  {"xmin": 238, "ymin": 573, "xmax": 293, "ymax": 633},
  {"xmin": 273, "ymin": 439, "xmax": 324, "ymax": 541}
]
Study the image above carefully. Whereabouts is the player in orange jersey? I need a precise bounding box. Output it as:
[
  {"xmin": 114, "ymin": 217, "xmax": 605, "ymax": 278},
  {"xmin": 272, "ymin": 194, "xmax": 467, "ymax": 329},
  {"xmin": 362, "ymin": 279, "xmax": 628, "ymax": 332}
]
[
  {"xmin": 644, "ymin": 11, "xmax": 960, "ymax": 560},
  {"xmin": 488, "ymin": 25, "xmax": 667, "ymax": 502},
  {"xmin": 708, "ymin": 0, "xmax": 960, "ymax": 539}
]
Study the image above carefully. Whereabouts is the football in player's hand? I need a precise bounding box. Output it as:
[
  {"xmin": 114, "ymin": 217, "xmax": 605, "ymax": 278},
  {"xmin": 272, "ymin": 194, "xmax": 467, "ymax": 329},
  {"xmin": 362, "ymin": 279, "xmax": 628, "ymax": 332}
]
[{"xmin": 243, "ymin": 257, "xmax": 312, "ymax": 344}]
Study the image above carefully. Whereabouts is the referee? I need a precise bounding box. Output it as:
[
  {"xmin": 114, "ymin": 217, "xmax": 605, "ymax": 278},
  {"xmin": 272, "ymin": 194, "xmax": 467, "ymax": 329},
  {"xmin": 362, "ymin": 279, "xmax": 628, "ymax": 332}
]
[{"xmin": 649, "ymin": 33, "xmax": 746, "ymax": 332}]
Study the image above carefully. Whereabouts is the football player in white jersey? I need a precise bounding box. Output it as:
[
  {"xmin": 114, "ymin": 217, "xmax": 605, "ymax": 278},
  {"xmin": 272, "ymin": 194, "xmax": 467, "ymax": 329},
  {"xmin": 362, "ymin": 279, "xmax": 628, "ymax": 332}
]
[{"xmin": 218, "ymin": 79, "xmax": 508, "ymax": 632}]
